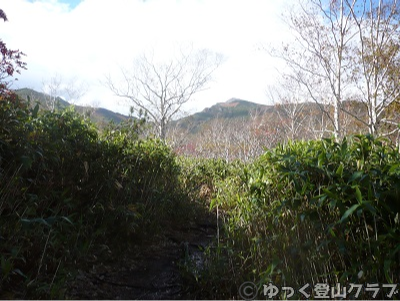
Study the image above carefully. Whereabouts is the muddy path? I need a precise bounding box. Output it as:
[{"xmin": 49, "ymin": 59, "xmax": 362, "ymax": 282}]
[{"xmin": 66, "ymin": 220, "xmax": 218, "ymax": 300}]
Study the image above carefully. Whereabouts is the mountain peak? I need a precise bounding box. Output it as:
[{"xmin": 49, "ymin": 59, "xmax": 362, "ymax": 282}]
[
  {"xmin": 226, "ymin": 97, "xmax": 239, "ymax": 103},
  {"xmin": 226, "ymin": 97, "xmax": 248, "ymax": 103}
]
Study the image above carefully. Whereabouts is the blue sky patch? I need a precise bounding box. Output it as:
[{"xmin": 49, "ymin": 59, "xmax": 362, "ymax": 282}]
[{"xmin": 26, "ymin": 0, "xmax": 82, "ymax": 10}]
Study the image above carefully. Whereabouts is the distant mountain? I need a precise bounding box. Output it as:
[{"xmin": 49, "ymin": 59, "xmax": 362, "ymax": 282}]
[
  {"xmin": 16, "ymin": 88, "xmax": 70, "ymax": 108},
  {"xmin": 15, "ymin": 89, "xmax": 365, "ymax": 139},
  {"xmin": 14, "ymin": 89, "xmax": 274, "ymax": 131},
  {"xmin": 191, "ymin": 98, "xmax": 271, "ymax": 121},
  {"xmin": 172, "ymin": 98, "xmax": 273, "ymax": 132},
  {"xmin": 91, "ymin": 107, "xmax": 128, "ymax": 124},
  {"xmin": 15, "ymin": 88, "xmax": 128, "ymax": 125}
]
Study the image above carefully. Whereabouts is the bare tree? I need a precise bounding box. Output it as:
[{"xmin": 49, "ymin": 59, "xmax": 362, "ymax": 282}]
[
  {"xmin": 307, "ymin": 109, "xmax": 331, "ymax": 140},
  {"xmin": 196, "ymin": 117, "xmax": 229, "ymax": 160},
  {"xmin": 64, "ymin": 76, "xmax": 88, "ymax": 105},
  {"xmin": 165, "ymin": 114, "xmax": 197, "ymax": 153},
  {"xmin": 346, "ymin": 0, "xmax": 400, "ymax": 137},
  {"xmin": 105, "ymin": 46, "xmax": 222, "ymax": 140},
  {"xmin": 42, "ymin": 73, "xmax": 62, "ymax": 112},
  {"xmin": 268, "ymin": 77, "xmax": 307, "ymax": 141},
  {"xmin": 271, "ymin": 0, "xmax": 400, "ymax": 140},
  {"xmin": 270, "ymin": 0, "xmax": 358, "ymax": 140},
  {"xmin": 239, "ymin": 109, "xmax": 274, "ymax": 160},
  {"xmin": 190, "ymin": 110, "xmax": 277, "ymax": 162},
  {"xmin": 42, "ymin": 74, "xmax": 89, "ymax": 112}
]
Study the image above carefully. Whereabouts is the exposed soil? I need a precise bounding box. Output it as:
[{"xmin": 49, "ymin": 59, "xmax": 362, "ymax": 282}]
[{"xmin": 66, "ymin": 220, "xmax": 218, "ymax": 300}]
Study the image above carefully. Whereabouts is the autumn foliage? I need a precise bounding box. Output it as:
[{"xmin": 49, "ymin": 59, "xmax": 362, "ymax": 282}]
[{"xmin": 0, "ymin": 9, "xmax": 26, "ymax": 87}]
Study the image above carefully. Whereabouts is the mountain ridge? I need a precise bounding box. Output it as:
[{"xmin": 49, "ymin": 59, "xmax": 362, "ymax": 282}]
[
  {"xmin": 15, "ymin": 89, "xmax": 273, "ymax": 128},
  {"xmin": 15, "ymin": 88, "xmax": 128, "ymax": 125}
]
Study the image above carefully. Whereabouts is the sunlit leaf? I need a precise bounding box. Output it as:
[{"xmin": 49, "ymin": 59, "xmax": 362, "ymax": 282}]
[
  {"xmin": 340, "ymin": 204, "xmax": 360, "ymax": 223},
  {"xmin": 336, "ymin": 163, "xmax": 344, "ymax": 177},
  {"xmin": 354, "ymin": 186, "xmax": 362, "ymax": 204}
]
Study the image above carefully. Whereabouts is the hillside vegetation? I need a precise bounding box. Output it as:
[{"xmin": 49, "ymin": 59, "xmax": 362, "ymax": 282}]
[
  {"xmin": 15, "ymin": 88, "xmax": 128, "ymax": 126},
  {"xmin": 1, "ymin": 89, "xmax": 399, "ymax": 299}
]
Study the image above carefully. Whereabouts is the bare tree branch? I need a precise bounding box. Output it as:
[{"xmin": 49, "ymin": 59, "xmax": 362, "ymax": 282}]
[{"xmin": 105, "ymin": 46, "xmax": 222, "ymax": 140}]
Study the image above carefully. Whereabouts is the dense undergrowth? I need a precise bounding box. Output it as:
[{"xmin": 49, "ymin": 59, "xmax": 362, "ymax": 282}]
[
  {"xmin": 0, "ymin": 92, "xmax": 191, "ymax": 298},
  {"xmin": 193, "ymin": 135, "xmax": 400, "ymax": 299},
  {"xmin": 1, "ymin": 91, "xmax": 400, "ymax": 299}
]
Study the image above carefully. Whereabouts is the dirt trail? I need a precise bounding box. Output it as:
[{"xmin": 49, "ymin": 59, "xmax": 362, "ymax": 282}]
[{"xmin": 66, "ymin": 221, "xmax": 217, "ymax": 300}]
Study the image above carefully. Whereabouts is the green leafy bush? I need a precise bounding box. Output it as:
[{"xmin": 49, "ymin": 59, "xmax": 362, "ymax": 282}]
[
  {"xmin": 203, "ymin": 135, "xmax": 400, "ymax": 299},
  {"xmin": 0, "ymin": 94, "xmax": 184, "ymax": 298},
  {"xmin": 178, "ymin": 156, "xmax": 244, "ymax": 202}
]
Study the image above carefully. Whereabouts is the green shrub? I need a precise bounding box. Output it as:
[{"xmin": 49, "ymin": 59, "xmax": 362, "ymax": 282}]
[
  {"xmin": 0, "ymin": 94, "xmax": 185, "ymax": 298},
  {"xmin": 178, "ymin": 156, "xmax": 244, "ymax": 201},
  {"xmin": 205, "ymin": 135, "xmax": 400, "ymax": 299}
]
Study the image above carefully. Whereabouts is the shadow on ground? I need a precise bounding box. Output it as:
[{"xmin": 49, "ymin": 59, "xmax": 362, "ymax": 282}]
[{"xmin": 66, "ymin": 205, "xmax": 218, "ymax": 300}]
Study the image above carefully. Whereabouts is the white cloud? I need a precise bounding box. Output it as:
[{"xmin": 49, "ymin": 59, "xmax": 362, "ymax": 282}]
[{"xmin": 0, "ymin": 0, "xmax": 293, "ymax": 115}]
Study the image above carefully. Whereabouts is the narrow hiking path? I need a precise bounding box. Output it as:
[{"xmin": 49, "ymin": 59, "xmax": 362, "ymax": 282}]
[{"xmin": 66, "ymin": 218, "xmax": 218, "ymax": 299}]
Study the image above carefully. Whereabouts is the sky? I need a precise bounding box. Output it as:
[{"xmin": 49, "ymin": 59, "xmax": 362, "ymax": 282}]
[{"xmin": 0, "ymin": 0, "xmax": 294, "ymax": 116}]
